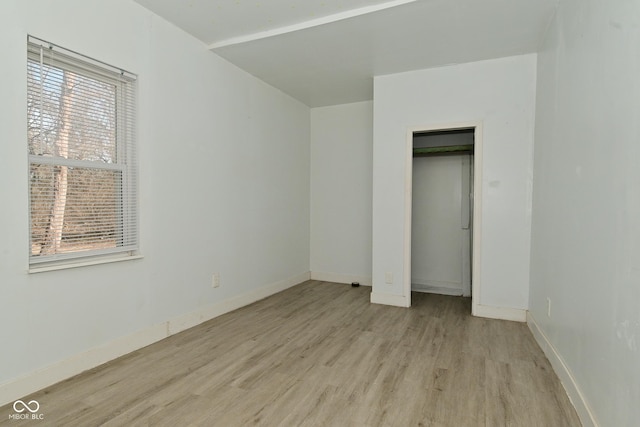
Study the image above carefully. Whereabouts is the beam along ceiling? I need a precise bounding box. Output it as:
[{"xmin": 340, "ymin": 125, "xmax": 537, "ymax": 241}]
[{"xmin": 134, "ymin": 0, "xmax": 558, "ymax": 107}]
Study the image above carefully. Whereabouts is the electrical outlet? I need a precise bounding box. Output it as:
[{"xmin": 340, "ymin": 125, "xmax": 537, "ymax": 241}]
[
  {"xmin": 212, "ymin": 273, "xmax": 220, "ymax": 288},
  {"xmin": 385, "ymin": 272, "xmax": 393, "ymax": 284},
  {"xmin": 547, "ymin": 297, "xmax": 551, "ymax": 318}
]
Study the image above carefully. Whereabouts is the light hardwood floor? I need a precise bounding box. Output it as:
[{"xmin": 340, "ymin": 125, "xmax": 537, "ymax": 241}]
[{"xmin": 1, "ymin": 281, "xmax": 581, "ymax": 426}]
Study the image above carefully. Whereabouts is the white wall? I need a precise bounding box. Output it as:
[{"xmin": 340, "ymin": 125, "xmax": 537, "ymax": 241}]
[
  {"xmin": 529, "ymin": 0, "xmax": 640, "ymax": 425},
  {"xmin": 372, "ymin": 55, "xmax": 537, "ymax": 315},
  {"xmin": 310, "ymin": 101, "xmax": 373, "ymax": 285},
  {"xmin": 0, "ymin": 0, "xmax": 310, "ymax": 404},
  {"xmin": 411, "ymin": 154, "xmax": 467, "ymax": 295}
]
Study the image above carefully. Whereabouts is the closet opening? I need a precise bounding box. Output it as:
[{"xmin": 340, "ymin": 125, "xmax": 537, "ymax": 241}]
[{"xmin": 403, "ymin": 124, "xmax": 482, "ymax": 314}]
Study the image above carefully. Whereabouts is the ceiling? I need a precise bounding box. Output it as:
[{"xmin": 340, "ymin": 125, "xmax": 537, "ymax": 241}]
[{"xmin": 134, "ymin": 0, "xmax": 558, "ymax": 107}]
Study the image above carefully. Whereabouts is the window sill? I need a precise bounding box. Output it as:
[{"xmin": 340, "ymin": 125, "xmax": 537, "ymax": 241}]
[{"xmin": 29, "ymin": 254, "xmax": 143, "ymax": 274}]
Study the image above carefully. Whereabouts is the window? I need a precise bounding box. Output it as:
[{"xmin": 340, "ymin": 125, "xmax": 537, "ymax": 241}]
[{"xmin": 27, "ymin": 36, "xmax": 138, "ymax": 270}]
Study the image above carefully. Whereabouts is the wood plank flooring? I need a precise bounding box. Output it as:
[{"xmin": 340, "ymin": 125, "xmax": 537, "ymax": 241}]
[{"xmin": 0, "ymin": 281, "xmax": 581, "ymax": 426}]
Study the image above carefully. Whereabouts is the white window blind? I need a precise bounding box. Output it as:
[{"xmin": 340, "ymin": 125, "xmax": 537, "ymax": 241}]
[{"xmin": 27, "ymin": 36, "xmax": 138, "ymax": 269}]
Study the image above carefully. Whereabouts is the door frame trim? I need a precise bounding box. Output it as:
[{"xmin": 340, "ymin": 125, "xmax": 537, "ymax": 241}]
[{"xmin": 404, "ymin": 121, "xmax": 483, "ymax": 314}]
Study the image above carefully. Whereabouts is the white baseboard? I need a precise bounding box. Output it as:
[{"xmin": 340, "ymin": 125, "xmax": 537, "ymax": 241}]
[
  {"xmin": 0, "ymin": 321, "xmax": 168, "ymax": 409},
  {"xmin": 370, "ymin": 292, "xmax": 410, "ymax": 307},
  {"xmin": 472, "ymin": 304, "xmax": 527, "ymax": 322},
  {"xmin": 168, "ymin": 271, "xmax": 311, "ymax": 335},
  {"xmin": 0, "ymin": 271, "xmax": 311, "ymax": 407},
  {"xmin": 527, "ymin": 312, "xmax": 598, "ymax": 427},
  {"xmin": 310, "ymin": 271, "xmax": 372, "ymax": 286}
]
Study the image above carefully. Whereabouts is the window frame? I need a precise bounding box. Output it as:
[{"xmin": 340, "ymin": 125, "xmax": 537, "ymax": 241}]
[{"xmin": 27, "ymin": 36, "xmax": 140, "ymax": 272}]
